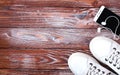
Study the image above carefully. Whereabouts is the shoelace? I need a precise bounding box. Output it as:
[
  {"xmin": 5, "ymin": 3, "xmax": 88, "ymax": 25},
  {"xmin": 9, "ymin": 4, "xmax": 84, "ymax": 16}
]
[
  {"xmin": 105, "ymin": 47, "xmax": 120, "ymax": 70},
  {"xmin": 87, "ymin": 63, "xmax": 112, "ymax": 75}
]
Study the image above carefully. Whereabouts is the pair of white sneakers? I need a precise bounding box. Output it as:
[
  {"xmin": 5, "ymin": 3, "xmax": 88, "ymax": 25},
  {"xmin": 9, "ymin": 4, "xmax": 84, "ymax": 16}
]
[{"xmin": 68, "ymin": 36, "xmax": 120, "ymax": 75}]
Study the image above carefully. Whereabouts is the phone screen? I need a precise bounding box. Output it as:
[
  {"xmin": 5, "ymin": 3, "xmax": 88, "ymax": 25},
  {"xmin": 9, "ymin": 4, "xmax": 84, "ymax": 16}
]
[{"xmin": 96, "ymin": 7, "xmax": 120, "ymax": 35}]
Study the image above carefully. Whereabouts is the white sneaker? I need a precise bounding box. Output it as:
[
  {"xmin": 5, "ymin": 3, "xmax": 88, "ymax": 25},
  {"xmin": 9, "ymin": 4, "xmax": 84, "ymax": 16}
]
[
  {"xmin": 68, "ymin": 52, "xmax": 116, "ymax": 75},
  {"xmin": 90, "ymin": 36, "xmax": 120, "ymax": 74}
]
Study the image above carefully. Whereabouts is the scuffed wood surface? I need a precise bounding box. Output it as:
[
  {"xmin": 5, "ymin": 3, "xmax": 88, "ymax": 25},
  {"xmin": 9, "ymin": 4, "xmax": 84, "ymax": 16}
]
[
  {"xmin": 0, "ymin": 69, "xmax": 73, "ymax": 75},
  {"xmin": 0, "ymin": 0, "xmax": 120, "ymax": 8},
  {"xmin": 0, "ymin": 7, "xmax": 119, "ymax": 28},
  {"xmin": 0, "ymin": 28, "xmax": 117, "ymax": 49},
  {"xmin": 0, "ymin": 0, "xmax": 119, "ymax": 75},
  {"xmin": 0, "ymin": 49, "xmax": 90, "ymax": 69}
]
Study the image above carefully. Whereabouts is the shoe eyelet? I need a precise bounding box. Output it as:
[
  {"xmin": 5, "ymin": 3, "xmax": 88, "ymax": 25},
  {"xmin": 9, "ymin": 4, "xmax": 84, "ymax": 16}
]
[
  {"xmin": 98, "ymin": 69, "xmax": 100, "ymax": 72},
  {"xmin": 108, "ymin": 72, "xmax": 111, "ymax": 75},
  {"xmin": 93, "ymin": 66, "xmax": 96, "ymax": 69},
  {"xmin": 105, "ymin": 58, "xmax": 108, "ymax": 61},
  {"xmin": 113, "ymin": 64, "xmax": 116, "ymax": 66},
  {"xmin": 89, "ymin": 63, "xmax": 93, "ymax": 66},
  {"xmin": 117, "ymin": 67, "xmax": 120, "ymax": 70},
  {"xmin": 109, "ymin": 61, "xmax": 112, "ymax": 64},
  {"xmin": 113, "ymin": 47, "xmax": 117, "ymax": 50},
  {"xmin": 102, "ymin": 71, "xmax": 105, "ymax": 74},
  {"xmin": 117, "ymin": 51, "xmax": 120, "ymax": 54}
]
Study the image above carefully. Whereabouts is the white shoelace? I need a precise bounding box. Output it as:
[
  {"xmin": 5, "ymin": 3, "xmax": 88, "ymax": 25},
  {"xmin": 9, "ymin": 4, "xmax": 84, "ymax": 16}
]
[
  {"xmin": 105, "ymin": 47, "xmax": 120, "ymax": 70},
  {"xmin": 87, "ymin": 63, "xmax": 112, "ymax": 75}
]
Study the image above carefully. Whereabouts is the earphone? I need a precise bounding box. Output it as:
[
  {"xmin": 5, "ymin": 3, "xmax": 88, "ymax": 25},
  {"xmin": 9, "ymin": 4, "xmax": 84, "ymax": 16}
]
[
  {"xmin": 101, "ymin": 22, "xmax": 106, "ymax": 26},
  {"xmin": 101, "ymin": 16, "xmax": 120, "ymax": 36},
  {"xmin": 101, "ymin": 16, "xmax": 119, "ymax": 25},
  {"xmin": 97, "ymin": 16, "xmax": 120, "ymax": 40}
]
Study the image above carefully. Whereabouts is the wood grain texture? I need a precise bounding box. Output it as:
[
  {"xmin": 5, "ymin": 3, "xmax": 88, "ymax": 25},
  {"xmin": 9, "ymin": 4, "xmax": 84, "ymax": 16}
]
[
  {"xmin": 0, "ymin": 0, "xmax": 120, "ymax": 8},
  {"xmin": 0, "ymin": 49, "xmax": 90, "ymax": 69},
  {"xmin": 0, "ymin": 0, "xmax": 119, "ymax": 75},
  {"xmin": 0, "ymin": 69, "xmax": 73, "ymax": 75},
  {"xmin": 0, "ymin": 28, "xmax": 118, "ymax": 49},
  {"xmin": 0, "ymin": 7, "xmax": 119, "ymax": 28}
]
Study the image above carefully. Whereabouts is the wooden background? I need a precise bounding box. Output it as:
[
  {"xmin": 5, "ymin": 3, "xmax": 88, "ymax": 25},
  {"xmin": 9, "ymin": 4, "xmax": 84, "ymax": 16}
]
[{"xmin": 0, "ymin": 0, "xmax": 120, "ymax": 75}]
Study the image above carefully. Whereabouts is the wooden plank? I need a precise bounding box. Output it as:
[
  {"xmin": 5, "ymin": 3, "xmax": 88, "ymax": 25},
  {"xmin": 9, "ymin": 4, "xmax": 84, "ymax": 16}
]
[
  {"xmin": 0, "ymin": 7, "xmax": 97, "ymax": 28},
  {"xmin": 0, "ymin": 28, "xmax": 118, "ymax": 49},
  {"xmin": 0, "ymin": 49, "xmax": 90, "ymax": 69},
  {"xmin": 0, "ymin": 0, "xmax": 119, "ymax": 8},
  {"xmin": 0, "ymin": 69, "xmax": 73, "ymax": 75},
  {"xmin": 0, "ymin": 0, "xmax": 94, "ymax": 8},
  {"xmin": 0, "ymin": 7, "xmax": 119, "ymax": 28}
]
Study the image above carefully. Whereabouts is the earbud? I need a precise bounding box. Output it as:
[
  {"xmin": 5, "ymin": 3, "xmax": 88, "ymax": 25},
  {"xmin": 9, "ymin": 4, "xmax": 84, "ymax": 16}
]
[{"xmin": 101, "ymin": 22, "xmax": 106, "ymax": 25}]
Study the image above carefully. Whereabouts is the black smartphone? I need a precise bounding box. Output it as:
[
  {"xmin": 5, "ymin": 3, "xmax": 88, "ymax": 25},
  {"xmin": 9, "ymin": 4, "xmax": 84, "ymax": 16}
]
[{"xmin": 94, "ymin": 6, "xmax": 120, "ymax": 36}]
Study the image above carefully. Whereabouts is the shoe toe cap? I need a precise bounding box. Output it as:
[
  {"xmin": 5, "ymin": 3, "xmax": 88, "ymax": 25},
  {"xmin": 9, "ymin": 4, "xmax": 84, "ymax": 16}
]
[
  {"xmin": 89, "ymin": 36, "xmax": 112, "ymax": 61},
  {"xmin": 68, "ymin": 52, "xmax": 98, "ymax": 75},
  {"xmin": 68, "ymin": 53, "xmax": 88, "ymax": 75}
]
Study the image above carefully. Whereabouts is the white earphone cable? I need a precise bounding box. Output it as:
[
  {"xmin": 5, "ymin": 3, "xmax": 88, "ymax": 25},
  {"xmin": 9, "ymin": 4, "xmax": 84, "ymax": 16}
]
[{"xmin": 101, "ymin": 16, "xmax": 120, "ymax": 40}]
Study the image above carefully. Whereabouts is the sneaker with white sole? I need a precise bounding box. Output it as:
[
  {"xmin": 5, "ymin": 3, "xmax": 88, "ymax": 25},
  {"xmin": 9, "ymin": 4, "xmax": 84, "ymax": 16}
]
[
  {"xmin": 90, "ymin": 36, "xmax": 120, "ymax": 74},
  {"xmin": 68, "ymin": 52, "xmax": 116, "ymax": 75}
]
